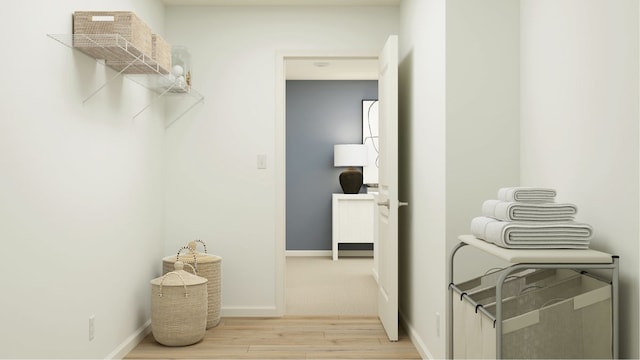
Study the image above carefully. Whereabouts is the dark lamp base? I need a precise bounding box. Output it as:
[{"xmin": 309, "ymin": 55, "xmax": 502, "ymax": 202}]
[{"xmin": 339, "ymin": 168, "xmax": 363, "ymax": 194}]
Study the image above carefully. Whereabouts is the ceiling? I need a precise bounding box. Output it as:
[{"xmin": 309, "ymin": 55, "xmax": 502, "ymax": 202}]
[{"xmin": 162, "ymin": 0, "xmax": 400, "ymax": 6}]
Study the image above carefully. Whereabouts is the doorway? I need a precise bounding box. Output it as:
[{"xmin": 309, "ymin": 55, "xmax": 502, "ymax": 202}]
[{"xmin": 275, "ymin": 53, "xmax": 380, "ymax": 315}]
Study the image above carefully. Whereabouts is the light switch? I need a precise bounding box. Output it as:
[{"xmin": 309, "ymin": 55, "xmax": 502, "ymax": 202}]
[{"xmin": 257, "ymin": 154, "xmax": 267, "ymax": 169}]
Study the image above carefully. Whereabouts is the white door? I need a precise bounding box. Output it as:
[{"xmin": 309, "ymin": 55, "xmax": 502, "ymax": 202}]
[{"xmin": 377, "ymin": 35, "xmax": 401, "ymax": 342}]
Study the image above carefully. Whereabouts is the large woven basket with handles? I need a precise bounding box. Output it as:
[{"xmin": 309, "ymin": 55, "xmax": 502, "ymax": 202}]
[
  {"xmin": 150, "ymin": 261, "xmax": 208, "ymax": 346},
  {"xmin": 163, "ymin": 240, "xmax": 222, "ymax": 328}
]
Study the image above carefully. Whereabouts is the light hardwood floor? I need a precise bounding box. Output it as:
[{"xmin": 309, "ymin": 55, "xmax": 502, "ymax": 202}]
[
  {"xmin": 126, "ymin": 258, "xmax": 420, "ymax": 359},
  {"xmin": 125, "ymin": 316, "xmax": 421, "ymax": 359}
]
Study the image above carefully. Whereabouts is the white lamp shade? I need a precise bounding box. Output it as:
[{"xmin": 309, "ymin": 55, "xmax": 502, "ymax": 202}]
[{"xmin": 334, "ymin": 144, "xmax": 368, "ymax": 167}]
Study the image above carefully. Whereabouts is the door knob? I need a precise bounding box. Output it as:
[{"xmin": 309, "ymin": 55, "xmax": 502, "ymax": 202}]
[{"xmin": 377, "ymin": 200, "xmax": 408, "ymax": 208}]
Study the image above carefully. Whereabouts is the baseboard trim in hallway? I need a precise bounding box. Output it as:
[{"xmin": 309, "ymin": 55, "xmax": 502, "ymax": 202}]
[
  {"xmin": 285, "ymin": 250, "xmax": 332, "ymax": 257},
  {"xmin": 108, "ymin": 319, "xmax": 151, "ymax": 360},
  {"xmin": 400, "ymin": 311, "xmax": 432, "ymax": 360}
]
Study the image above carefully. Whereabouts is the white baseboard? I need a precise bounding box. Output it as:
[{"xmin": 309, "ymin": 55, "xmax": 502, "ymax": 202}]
[
  {"xmin": 285, "ymin": 250, "xmax": 374, "ymax": 258},
  {"xmin": 400, "ymin": 310, "xmax": 432, "ymax": 360},
  {"xmin": 286, "ymin": 250, "xmax": 332, "ymax": 257},
  {"xmin": 106, "ymin": 319, "xmax": 151, "ymax": 360},
  {"xmin": 221, "ymin": 306, "xmax": 279, "ymax": 317}
]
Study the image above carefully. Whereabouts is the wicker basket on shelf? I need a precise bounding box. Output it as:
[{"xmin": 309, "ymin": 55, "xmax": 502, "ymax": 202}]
[
  {"xmin": 105, "ymin": 33, "xmax": 172, "ymax": 74},
  {"xmin": 150, "ymin": 261, "xmax": 208, "ymax": 346},
  {"xmin": 163, "ymin": 240, "xmax": 222, "ymax": 328},
  {"xmin": 151, "ymin": 34, "xmax": 172, "ymax": 74},
  {"xmin": 72, "ymin": 11, "xmax": 152, "ymax": 60}
]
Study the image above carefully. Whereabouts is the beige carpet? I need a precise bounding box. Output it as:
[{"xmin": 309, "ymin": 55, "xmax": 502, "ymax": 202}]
[{"xmin": 286, "ymin": 256, "xmax": 378, "ymax": 316}]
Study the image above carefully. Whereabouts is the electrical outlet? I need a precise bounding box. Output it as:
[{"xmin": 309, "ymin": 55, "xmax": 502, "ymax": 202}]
[
  {"xmin": 435, "ymin": 312, "xmax": 440, "ymax": 337},
  {"xmin": 89, "ymin": 315, "xmax": 95, "ymax": 341}
]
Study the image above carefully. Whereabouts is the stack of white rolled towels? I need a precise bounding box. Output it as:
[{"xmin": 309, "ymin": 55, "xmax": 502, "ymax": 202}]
[{"xmin": 470, "ymin": 187, "xmax": 593, "ymax": 249}]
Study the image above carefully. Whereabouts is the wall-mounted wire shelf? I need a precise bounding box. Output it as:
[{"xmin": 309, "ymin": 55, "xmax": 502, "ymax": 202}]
[{"xmin": 47, "ymin": 33, "xmax": 203, "ymax": 126}]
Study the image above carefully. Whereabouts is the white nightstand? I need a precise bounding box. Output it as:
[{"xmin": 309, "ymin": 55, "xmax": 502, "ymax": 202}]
[{"xmin": 332, "ymin": 193, "xmax": 375, "ymax": 261}]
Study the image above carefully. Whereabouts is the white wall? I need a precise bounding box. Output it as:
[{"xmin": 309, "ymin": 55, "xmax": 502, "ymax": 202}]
[
  {"xmin": 163, "ymin": 6, "xmax": 399, "ymax": 316},
  {"xmin": 399, "ymin": 0, "xmax": 520, "ymax": 358},
  {"xmin": 445, "ymin": 0, "xmax": 521, "ymax": 281},
  {"xmin": 401, "ymin": 1, "xmax": 639, "ymax": 358},
  {"xmin": 0, "ymin": 1, "xmax": 166, "ymax": 358},
  {"xmin": 398, "ymin": 0, "xmax": 447, "ymax": 358},
  {"xmin": 520, "ymin": 1, "xmax": 639, "ymax": 358}
]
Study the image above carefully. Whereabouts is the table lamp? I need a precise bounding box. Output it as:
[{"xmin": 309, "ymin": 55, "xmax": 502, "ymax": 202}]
[{"xmin": 334, "ymin": 144, "xmax": 368, "ymax": 194}]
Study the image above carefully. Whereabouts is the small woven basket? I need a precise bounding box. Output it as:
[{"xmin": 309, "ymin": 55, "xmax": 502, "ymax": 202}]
[
  {"xmin": 150, "ymin": 262, "xmax": 208, "ymax": 346},
  {"xmin": 163, "ymin": 240, "xmax": 222, "ymax": 328}
]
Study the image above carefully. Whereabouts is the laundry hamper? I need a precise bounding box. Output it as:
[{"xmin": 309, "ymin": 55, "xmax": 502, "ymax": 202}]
[
  {"xmin": 452, "ymin": 268, "xmax": 581, "ymax": 359},
  {"xmin": 455, "ymin": 267, "xmax": 579, "ymax": 298},
  {"xmin": 163, "ymin": 240, "xmax": 222, "ymax": 328},
  {"xmin": 469, "ymin": 273, "xmax": 612, "ymax": 359},
  {"xmin": 150, "ymin": 261, "xmax": 208, "ymax": 346}
]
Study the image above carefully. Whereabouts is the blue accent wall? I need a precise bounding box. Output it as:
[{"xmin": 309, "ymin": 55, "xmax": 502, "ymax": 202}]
[{"xmin": 286, "ymin": 80, "xmax": 378, "ymax": 251}]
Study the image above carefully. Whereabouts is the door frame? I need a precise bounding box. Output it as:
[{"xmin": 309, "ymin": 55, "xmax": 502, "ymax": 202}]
[{"xmin": 275, "ymin": 50, "xmax": 380, "ymax": 315}]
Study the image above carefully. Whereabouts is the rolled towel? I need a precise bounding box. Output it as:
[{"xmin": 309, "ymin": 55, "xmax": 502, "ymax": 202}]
[
  {"xmin": 481, "ymin": 199, "xmax": 578, "ymax": 222},
  {"xmin": 497, "ymin": 187, "xmax": 556, "ymax": 203},
  {"xmin": 470, "ymin": 216, "xmax": 592, "ymax": 249}
]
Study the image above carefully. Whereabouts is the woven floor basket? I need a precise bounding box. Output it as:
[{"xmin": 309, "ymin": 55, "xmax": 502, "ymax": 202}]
[
  {"xmin": 163, "ymin": 240, "xmax": 222, "ymax": 329},
  {"xmin": 151, "ymin": 262, "xmax": 208, "ymax": 346}
]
